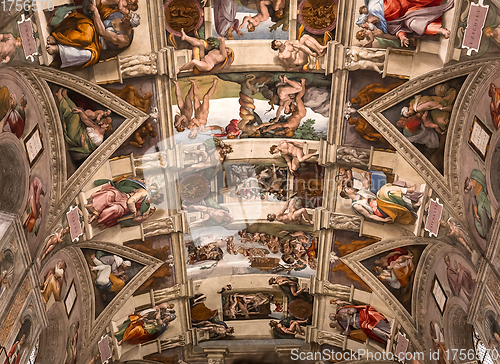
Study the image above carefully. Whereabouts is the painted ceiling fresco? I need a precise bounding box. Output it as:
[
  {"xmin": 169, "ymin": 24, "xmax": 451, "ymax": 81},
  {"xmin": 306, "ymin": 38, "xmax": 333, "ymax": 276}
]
[{"xmin": 1, "ymin": 0, "xmax": 500, "ymax": 364}]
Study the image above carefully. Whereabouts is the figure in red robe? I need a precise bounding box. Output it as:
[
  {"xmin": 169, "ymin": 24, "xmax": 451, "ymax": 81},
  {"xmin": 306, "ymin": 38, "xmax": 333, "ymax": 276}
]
[
  {"xmin": 4, "ymin": 334, "xmax": 26, "ymax": 364},
  {"xmin": 330, "ymin": 301, "xmax": 392, "ymax": 344}
]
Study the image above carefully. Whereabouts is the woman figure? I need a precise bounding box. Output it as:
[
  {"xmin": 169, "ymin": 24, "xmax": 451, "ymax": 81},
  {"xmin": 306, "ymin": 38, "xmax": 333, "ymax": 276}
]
[
  {"xmin": 84, "ymin": 108, "xmax": 112, "ymax": 124},
  {"xmin": 40, "ymin": 260, "xmax": 67, "ymax": 303},
  {"xmin": 115, "ymin": 303, "xmax": 176, "ymax": 345},
  {"xmin": 340, "ymin": 181, "xmax": 420, "ymax": 225},
  {"xmin": 56, "ymin": 88, "xmax": 113, "ymax": 156},
  {"xmin": 375, "ymin": 250, "xmax": 414, "ymax": 289},
  {"xmin": 86, "ymin": 178, "xmax": 162, "ymax": 227}
]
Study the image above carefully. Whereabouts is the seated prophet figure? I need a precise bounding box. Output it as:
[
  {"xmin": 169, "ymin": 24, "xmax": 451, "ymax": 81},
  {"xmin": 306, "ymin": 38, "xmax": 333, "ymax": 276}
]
[
  {"xmin": 444, "ymin": 254, "xmax": 476, "ymax": 300},
  {"xmin": 115, "ymin": 303, "xmax": 176, "ymax": 345},
  {"xmin": 361, "ymin": 0, "xmax": 453, "ymax": 47},
  {"xmin": 464, "ymin": 169, "xmax": 492, "ymax": 239},
  {"xmin": 330, "ymin": 300, "xmax": 392, "ymax": 344},
  {"xmin": 47, "ymin": 2, "xmax": 140, "ymax": 69},
  {"xmin": 340, "ymin": 178, "xmax": 422, "ymax": 225},
  {"xmin": 85, "ymin": 178, "xmax": 162, "ymax": 227}
]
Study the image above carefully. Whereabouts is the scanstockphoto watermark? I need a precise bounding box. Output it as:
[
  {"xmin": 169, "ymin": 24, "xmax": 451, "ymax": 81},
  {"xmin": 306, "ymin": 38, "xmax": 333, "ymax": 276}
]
[{"xmin": 290, "ymin": 348, "xmax": 483, "ymax": 362}]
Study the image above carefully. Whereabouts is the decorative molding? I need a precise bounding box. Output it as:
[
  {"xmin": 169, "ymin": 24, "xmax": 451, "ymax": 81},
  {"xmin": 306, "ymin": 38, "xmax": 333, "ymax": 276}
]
[
  {"xmin": 327, "ymin": 70, "xmax": 349, "ymax": 145},
  {"xmin": 485, "ymin": 212, "xmax": 500, "ymax": 265},
  {"xmin": 411, "ymin": 241, "xmax": 455, "ymax": 336}
]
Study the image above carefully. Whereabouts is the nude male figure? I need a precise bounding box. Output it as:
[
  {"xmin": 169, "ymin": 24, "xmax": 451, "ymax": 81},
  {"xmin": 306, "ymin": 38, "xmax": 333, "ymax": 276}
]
[
  {"xmin": 176, "ymin": 29, "xmax": 231, "ymax": 74},
  {"xmin": 188, "ymin": 78, "xmax": 219, "ymax": 131},
  {"xmin": 184, "ymin": 203, "xmax": 233, "ymax": 227},
  {"xmin": 267, "ymin": 195, "xmax": 312, "ymax": 225},
  {"xmin": 268, "ymin": 276, "xmax": 308, "ymax": 296},
  {"xmin": 269, "ymin": 140, "xmax": 318, "ymax": 175},
  {"xmin": 173, "ymin": 79, "xmax": 194, "ymax": 131},
  {"xmin": 273, "ymin": 75, "xmax": 304, "ymax": 119},
  {"xmin": 194, "ymin": 321, "xmax": 235, "ymax": 339},
  {"xmin": 265, "ymin": 78, "xmax": 306, "ymax": 133},
  {"xmin": 271, "ymin": 35, "xmax": 327, "ymax": 71}
]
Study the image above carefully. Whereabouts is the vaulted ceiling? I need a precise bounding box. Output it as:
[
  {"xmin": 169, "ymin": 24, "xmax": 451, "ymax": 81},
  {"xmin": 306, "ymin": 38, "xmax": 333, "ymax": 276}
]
[{"xmin": 0, "ymin": 1, "xmax": 499, "ymax": 364}]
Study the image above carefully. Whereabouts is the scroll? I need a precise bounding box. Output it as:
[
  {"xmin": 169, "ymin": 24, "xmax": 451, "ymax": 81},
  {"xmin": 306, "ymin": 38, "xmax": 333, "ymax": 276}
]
[
  {"xmin": 425, "ymin": 198, "xmax": 443, "ymax": 237},
  {"xmin": 462, "ymin": 0, "xmax": 489, "ymax": 56},
  {"xmin": 66, "ymin": 206, "xmax": 83, "ymax": 242}
]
